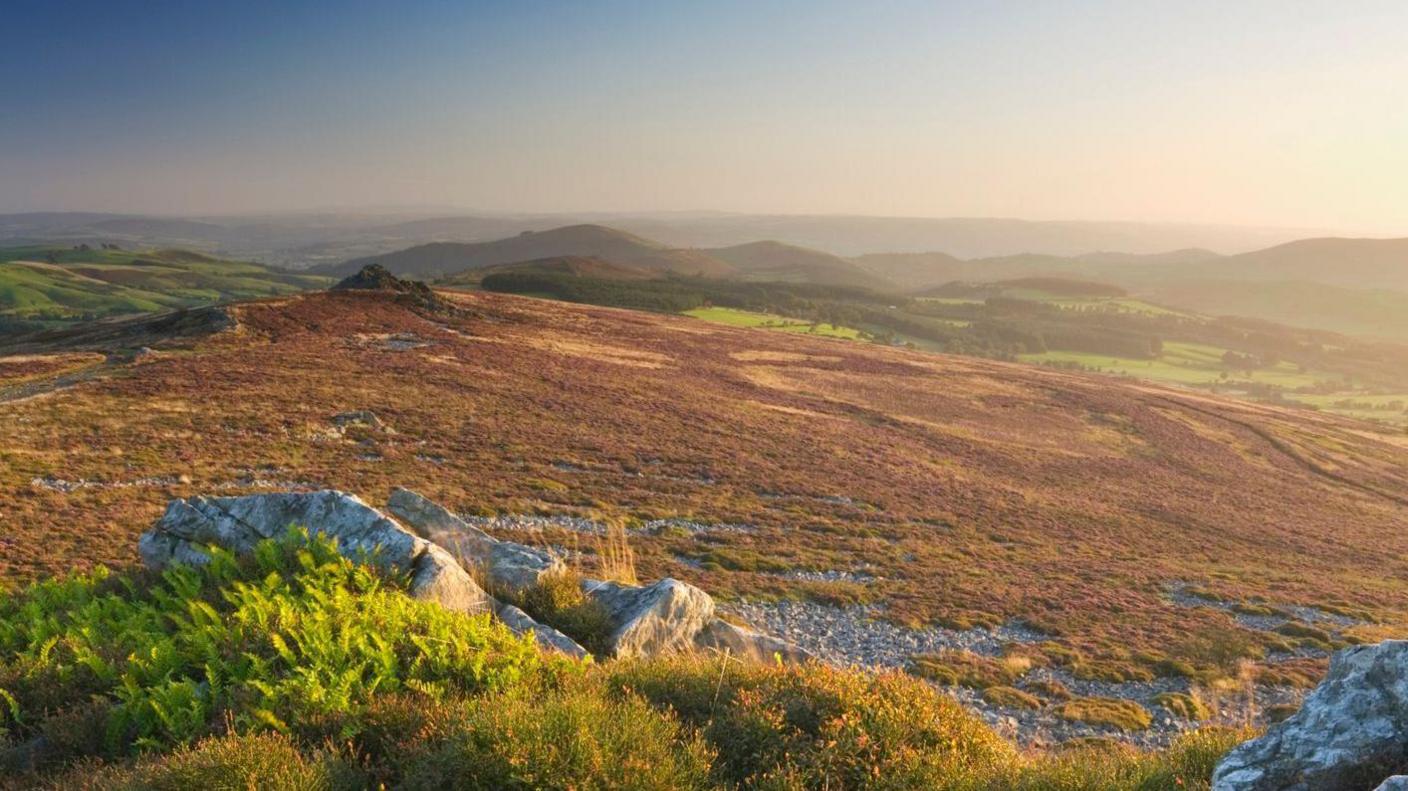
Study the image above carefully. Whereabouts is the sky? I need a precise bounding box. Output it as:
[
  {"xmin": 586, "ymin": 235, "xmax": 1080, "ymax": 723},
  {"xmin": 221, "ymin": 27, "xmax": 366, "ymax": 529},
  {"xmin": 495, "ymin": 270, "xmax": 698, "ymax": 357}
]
[{"xmin": 2, "ymin": 0, "xmax": 1405, "ymax": 232}]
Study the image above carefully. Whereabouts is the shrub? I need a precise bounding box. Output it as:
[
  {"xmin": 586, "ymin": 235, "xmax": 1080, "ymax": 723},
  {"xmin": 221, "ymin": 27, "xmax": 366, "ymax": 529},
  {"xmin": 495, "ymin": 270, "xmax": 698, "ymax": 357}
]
[
  {"xmin": 1274, "ymin": 621, "xmax": 1332, "ymax": 644},
  {"xmin": 982, "ymin": 686, "xmax": 1042, "ymax": 710},
  {"xmin": 908, "ymin": 650, "xmax": 1024, "ymax": 689},
  {"xmin": 609, "ymin": 657, "xmax": 1018, "ymax": 788},
  {"xmin": 978, "ymin": 727, "xmax": 1251, "ymax": 791},
  {"xmin": 51, "ymin": 732, "xmax": 362, "ymax": 791},
  {"xmin": 1057, "ymin": 697, "xmax": 1154, "ymax": 732},
  {"xmin": 517, "ymin": 569, "xmax": 616, "ymax": 657},
  {"xmin": 1020, "ymin": 677, "xmax": 1072, "ymax": 702},
  {"xmin": 1153, "ymin": 692, "xmax": 1211, "ymax": 721},
  {"xmin": 388, "ymin": 686, "xmax": 715, "ymax": 790},
  {"xmin": 1072, "ymin": 659, "xmax": 1154, "ymax": 684}
]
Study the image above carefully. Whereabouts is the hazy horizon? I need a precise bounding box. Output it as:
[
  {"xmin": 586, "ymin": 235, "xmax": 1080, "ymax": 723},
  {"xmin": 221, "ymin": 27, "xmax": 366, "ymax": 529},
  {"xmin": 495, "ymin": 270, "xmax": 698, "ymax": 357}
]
[{"xmin": 3, "ymin": 1, "xmax": 1405, "ymax": 234}]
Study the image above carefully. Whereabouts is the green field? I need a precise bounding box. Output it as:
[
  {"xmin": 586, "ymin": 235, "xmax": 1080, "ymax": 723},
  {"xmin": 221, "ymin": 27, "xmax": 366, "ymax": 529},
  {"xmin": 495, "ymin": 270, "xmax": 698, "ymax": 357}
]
[
  {"xmin": 1020, "ymin": 341, "xmax": 1326, "ymax": 389},
  {"xmin": 683, "ymin": 307, "xmax": 864, "ymax": 339},
  {"xmin": 0, "ymin": 246, "xmax": 330, "ymax": 327}
]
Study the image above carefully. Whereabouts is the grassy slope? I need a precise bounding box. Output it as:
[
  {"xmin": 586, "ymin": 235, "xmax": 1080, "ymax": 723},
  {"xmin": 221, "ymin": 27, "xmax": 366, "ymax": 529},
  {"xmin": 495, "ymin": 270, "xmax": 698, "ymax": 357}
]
[
  {"xmin": 683, "ymin": 306, "xmax": 864, "ymax": 339},
  {"xmin": 0, "ymin": 247, "xmax": 330, "ymax": 322},
  {"xmin": 2, "ymin": 290, "xmax": 1405, "ymax": 684}
]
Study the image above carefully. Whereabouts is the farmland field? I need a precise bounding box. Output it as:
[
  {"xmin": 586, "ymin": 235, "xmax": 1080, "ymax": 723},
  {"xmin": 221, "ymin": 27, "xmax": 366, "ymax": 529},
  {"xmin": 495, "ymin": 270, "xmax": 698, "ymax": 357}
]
[{"xmin": 683, "ymin": 306, "xmax": 864, "ymax": 339}]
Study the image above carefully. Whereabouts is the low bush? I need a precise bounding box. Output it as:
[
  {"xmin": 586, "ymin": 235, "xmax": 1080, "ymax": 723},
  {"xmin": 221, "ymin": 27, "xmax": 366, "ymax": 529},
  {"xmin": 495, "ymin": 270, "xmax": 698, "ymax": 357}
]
[
  {"xmin": 515, "ymin": 569, "xmax": 616, "ymax": 657},
  {"xmin": 908, "ymin": 650, "xmax": 1025, "ymax": 689},
  {"xmin": 609, "ymin": 657, "xmax": 1018, "ymax": 788},
  {"xmin": 52, "ymin": 732, "xmax": 363, "ymax": 791},
  {"xmin": 1019, "ymin": 677, "xmax": 1072, "ymax": 702},
  {"xmin": 1153, "ymin": 692, "xmax": 1211, "ymax": 721},
  {"xmin": 1058, "ymin": 697, "xmax": 1154, "ymax": 732},
  {"xmin": 0, "ymin": 535, "xmax": 1252, "ymax": 789},
  {"xmin": 977, "ymin": 727, "xmax": 1251, "ymax": 791},
  {"xmin": 384, "ymin": 686, "xmax": 715, "ymax": 790},
  {"xmin": 982, "ymin": 686, "xmax": 1042, "ymax": 710}
]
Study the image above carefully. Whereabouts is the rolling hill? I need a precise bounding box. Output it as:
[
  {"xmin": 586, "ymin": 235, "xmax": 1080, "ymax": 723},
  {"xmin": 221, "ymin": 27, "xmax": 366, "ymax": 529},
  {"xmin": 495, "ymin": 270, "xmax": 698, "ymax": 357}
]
[
  {"xmin": 440, "ymin": 255, "xmax": 659, "ymax": 285},
  {"xmin": 703, "ymin": 240, "xmax": 894, "ymax": 291},
  {"xmin": 323, "ymin": 224, "xmax": 736, "ymax": 280},
  {"xmin": 0, "ymin": 245, "xmax": 329, "ymax": 329},
  {"xmin": 1208, "ymin": 237, "xmax": 1408, "ymax": 290}
]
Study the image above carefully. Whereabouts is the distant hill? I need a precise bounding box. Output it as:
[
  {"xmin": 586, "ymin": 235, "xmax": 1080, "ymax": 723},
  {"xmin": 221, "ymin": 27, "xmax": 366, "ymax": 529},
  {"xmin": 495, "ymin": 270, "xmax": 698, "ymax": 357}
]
[
  {"xmin": 704, "ymin": 240, "xmax": 893, "ymax": 291},
  {"xmin": 925, "ymin": 277, "xmax": 1128, "ymax": 300},
  {"xmin": 0, "ymin": 245, "xmax": 328, "ymax": 330},
  {"xmin": 1209, "ymin": 237, "xmax": 1408, "ymax": 291},
  {"xmin": 440, "ymin": 255, "xmax": 659, "ymax": 286},
  {"xmin": 851, "ymin": 252, "xmax": 969, "ymax": 291},
  {"xmin": 324, "ymin": 224, "xmax": 735, "ymax": 280}
]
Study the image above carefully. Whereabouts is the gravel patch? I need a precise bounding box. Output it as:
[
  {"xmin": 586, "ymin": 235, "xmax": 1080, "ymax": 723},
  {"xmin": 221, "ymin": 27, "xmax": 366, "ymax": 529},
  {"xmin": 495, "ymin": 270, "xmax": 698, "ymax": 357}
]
[
  {"xmin": 459, "ymin": 513, "xmax": 756, "ymax": 536},
  {"xmin": 726, "ymin": 598, "xmax": 1305, "ymax": 749}
]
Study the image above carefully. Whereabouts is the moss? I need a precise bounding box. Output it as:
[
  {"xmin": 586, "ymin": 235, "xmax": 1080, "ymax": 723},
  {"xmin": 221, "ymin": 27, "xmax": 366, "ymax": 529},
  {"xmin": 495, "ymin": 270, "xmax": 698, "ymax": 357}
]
[
  {"xmin": 1154, "ymin": 692, "xmax": 1211, "ymax": 721},
  {"xmin": 982, "ymin": 685, "xmax": 1042, "ymax": 710},
  {"xmin": 1058, "ymin": 697, "xmax": 1154, "ymax": 732}
]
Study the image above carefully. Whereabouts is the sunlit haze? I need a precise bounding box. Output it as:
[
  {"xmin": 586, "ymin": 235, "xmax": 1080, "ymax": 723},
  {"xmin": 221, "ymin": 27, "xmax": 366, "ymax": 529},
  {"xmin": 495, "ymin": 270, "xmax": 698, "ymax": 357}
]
[{"xmin": 2, "ymin": 0, "xmax": 1405, "ymax": 232}]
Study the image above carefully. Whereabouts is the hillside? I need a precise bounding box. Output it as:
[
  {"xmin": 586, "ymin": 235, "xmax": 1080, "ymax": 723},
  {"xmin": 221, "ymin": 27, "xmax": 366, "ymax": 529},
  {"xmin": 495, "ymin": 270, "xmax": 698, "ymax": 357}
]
[
  {"xmin": 4, "ymin": 287, "xmax": 1406, "ymax": 736},
  {"xmin": 441, "ymin": 255, "xmax": 659, "ymax": 286},
  {"xmin": 1213, "ymin": 237, "xmax": 1408, "ymax": 290},
  {"xmin": 0, "ymin": 245, "xmax": 329, "ymax": 330},
  {"xmin": 324, "ymin": 224, "xmax": 735, "ymax": 280},
  {"xmin": 704, "ymin": 240, "xmax": 895, "ymax": 291}
]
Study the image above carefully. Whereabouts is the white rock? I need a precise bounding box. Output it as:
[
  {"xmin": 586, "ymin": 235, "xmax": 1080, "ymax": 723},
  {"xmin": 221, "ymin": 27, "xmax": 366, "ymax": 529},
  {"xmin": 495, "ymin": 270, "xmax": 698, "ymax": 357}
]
[
  {"xmin": 1214, "ymin": 640, "xmax": 1408, "ymax": 791},
  {"xmin": 585, "ymin": 577, "xmax": 716, "ymax": 658},
  {"xmin": 387, "ymin": 487, "xmax": 564, "ymax": 594},
  {"xmin": 694, "ymin": 618, "xmax": 814, "ymax": 664},
  {"xmin": 140, "ymin": 490, "xmax": 492, "ymax": 615},
  {"xmin": 496, "ymin": 603, "xmax": 590, "ymax": 660},
  {"xmin": 1376, "ymin": 777, "xmax": 1408, "ymax": 791}
]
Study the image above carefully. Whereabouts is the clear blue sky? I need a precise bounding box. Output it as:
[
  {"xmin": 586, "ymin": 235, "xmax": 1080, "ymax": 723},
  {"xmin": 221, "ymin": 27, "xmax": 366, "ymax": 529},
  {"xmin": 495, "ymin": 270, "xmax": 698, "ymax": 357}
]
[{"xmin": 2, "ymin": 0, "xmax": 1404, "ymax": 231}]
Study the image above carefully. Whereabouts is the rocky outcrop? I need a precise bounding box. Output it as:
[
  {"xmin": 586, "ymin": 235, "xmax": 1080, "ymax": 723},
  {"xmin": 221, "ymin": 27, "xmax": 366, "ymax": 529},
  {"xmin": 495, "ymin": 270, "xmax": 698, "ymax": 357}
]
[
  {"xmin": 496, "ymin": 603, "xmax": 589, "ymax": 660},
  {"xmin": 1213, "ymin": 640, "xmax": 1408, "ymax": 791},
  {"xmin": 694, "ymin": 618, "xmax": 815, "ymax": 663},
  {"xmin": 139, "ymin": 489, "xmax": 808, "ymax": 665},
  {"xmin": 139, "ymin": 490, "xmax": 493, "ymax": 615},
  {"xmin": 386, "ymin": 487, "xmax": 564, "ymax": 594},
  {"xmin": 332, "ymin": 264, "xmax": 456, "ymax": 314},
  {"xmin": 584, "ymin": 577, "xmax": 716, "ymax": 658}
]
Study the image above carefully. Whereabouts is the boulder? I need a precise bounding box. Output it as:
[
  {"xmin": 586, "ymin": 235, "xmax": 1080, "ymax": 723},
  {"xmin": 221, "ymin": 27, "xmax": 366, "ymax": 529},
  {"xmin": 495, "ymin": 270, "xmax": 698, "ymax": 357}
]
[
  {"xmin": 694, "ymin": 618, "xmax": 814, "ymax": 664},
  {"xmin": 139, "ymin": 490, "xmax": 493, "ymax": 616},
  {"xmin": 496, "ymin": 602, "xmax": 590, "ymax": 660},
  {"xmin": 585, "ymin": 578, "xmax": 716, "ymax": 658},
  {"xmin": 387, "ymin": 487, "xmax": 564, "ymax": 594},
  {"xmin": 1213, "ymin": 640, "xmax": 1408, "ymax": 791},
  {"xmin": 1377, "ymin": 778, "xmax": 1408, "ymax": 791}
]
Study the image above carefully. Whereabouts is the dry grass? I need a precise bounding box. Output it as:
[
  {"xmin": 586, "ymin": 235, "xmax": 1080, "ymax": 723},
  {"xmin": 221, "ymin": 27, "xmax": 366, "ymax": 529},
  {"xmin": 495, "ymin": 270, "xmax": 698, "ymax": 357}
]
[{"xmin": 594, "ymin": 517, "xmax": 638, "ymax": 585}]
